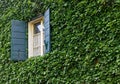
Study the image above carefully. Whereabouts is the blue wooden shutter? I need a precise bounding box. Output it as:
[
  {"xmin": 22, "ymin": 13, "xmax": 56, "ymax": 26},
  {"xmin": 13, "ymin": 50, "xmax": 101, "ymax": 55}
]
[
  {"xmin": 11, "ymin": 20, "xmax": 27, "ymax": 61},
  {"xmin": 44, "ymin": 8, "xmax": 50, "ymax": 53}
]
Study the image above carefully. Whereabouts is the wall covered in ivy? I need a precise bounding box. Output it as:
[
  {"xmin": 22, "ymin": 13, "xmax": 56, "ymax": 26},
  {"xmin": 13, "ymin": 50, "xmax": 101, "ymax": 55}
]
[{"xmin": 0, "ymin": 0, "xmax": 120, "ymax": 83}]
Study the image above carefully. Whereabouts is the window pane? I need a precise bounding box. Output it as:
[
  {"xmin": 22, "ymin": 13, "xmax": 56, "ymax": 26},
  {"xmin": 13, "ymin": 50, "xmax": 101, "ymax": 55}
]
[{"xmin": 34, "ymin": 23, "xmax": 40, "ymax": 34}]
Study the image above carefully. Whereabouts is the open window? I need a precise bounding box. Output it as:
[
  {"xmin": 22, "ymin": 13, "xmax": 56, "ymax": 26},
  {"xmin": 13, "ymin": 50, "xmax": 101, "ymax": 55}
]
[
  {"xmin": 28, "ymin": 16, "xmax": 45, "ymax": 58},
  {"xmin": 11, "ymin": 9, "xmax": 50, "ymax": 61}
]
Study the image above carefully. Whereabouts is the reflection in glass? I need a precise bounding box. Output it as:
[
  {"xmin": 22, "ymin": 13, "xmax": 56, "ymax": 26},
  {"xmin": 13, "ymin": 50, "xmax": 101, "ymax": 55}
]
[{"xmin": 34, "ymin": 23, "xmax": 41, "ymax": 34}]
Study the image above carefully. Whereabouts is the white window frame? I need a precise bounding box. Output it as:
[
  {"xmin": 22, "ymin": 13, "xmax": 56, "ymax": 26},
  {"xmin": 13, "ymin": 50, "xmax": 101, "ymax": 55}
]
[{"xmin": 28, "ymin": 16, "xmax": 45, "ymax": 58}]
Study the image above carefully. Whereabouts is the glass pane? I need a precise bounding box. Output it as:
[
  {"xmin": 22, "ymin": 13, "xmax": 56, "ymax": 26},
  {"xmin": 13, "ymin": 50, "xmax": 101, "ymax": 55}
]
[
  {"xmin": 34, "ymin": 23, "xmax": 40, "ymax": 34},
  {"xmin": 33, "ymin": 35, "xmax": 38, "ymax": 47}
]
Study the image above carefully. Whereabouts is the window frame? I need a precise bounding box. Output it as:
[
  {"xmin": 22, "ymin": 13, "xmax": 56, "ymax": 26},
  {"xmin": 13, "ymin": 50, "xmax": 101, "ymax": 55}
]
[{"xmin": 28, "ymin": 16, "xmax": 44, "ymax": 58}]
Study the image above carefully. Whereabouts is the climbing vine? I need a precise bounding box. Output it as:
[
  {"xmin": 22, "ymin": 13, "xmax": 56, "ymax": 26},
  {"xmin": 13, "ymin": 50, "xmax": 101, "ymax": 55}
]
[{"xmin": 0, "ymin": 0, "xmax": 120, "ymax": 83}]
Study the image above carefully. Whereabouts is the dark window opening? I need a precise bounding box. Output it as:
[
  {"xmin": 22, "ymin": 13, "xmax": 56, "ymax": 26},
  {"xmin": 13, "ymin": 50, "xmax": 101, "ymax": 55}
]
[{"xmin": 34, "ymin": 23, "xmax": 40, "ymax": 34}]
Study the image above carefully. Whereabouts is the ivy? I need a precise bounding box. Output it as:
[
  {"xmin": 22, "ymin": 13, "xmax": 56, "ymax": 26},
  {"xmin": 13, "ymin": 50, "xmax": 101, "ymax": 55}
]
[{"xmin": 0, "ymin": 0, "xmax": 120, "ymax": 83}]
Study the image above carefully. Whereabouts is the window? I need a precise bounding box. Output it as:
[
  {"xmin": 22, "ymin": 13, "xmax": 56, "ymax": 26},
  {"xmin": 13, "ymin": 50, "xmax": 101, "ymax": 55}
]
[
  {"xmin": 28, "ymin": 17, "xmax": 45, "ymax": 58},
  {"xmin": 11, "ymin": 9, "xmax": 50, "ymax": 61}
]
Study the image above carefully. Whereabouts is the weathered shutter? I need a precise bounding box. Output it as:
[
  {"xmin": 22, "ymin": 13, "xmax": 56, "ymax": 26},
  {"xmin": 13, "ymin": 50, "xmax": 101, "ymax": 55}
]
[
  {"xmin": 44, "ymin": 8, "xmax": 50, "ymax": 53},
  {"xmin": 11, "ymin": 20, "xmax": 27, "ymax": 61}
]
